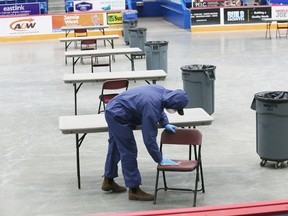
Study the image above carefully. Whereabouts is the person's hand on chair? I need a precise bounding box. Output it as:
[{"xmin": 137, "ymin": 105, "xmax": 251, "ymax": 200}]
[
  {"xmin": 164, "ymin": 124, "xmax": 177, "ymax": 133},
  {"xmin": 160, "ymin": 158, "xmax": 178, "ymax": 165}
]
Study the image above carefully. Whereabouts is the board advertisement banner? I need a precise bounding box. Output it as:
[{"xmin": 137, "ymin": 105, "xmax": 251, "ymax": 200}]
[
  {"xmin": 0, "ymin": 15, "xmax": 52, "ymax": 37},
  {"xmin": 0, "ymin": 3, "xmax": 40, "ymax": 16},
  {"xmin": 191, "ymin": 8, "xmax": 221, "ymax": 25},
  {"xmin": 272, "ymin": 6, "xmax": 288, "ymax": 18},
  {"xmin": 73, "ymin": 0, "xmax": 125, "ymax": 12},
  {"xmin": 224, "ymin": 7, "xmax": 271, "ymax": 24},
  {"xmin": 51, "ymin": 13, "xmax": 105, "ymax": 32}
]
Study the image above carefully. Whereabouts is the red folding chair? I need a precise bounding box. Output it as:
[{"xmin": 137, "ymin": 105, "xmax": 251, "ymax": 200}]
[
  {"xmin": 98, "ymin": 79, "xmax": 129, "ymax": 114},
  {"xmin": 154, "ymin": 128, "xmax": 205, "ymax": 207}
]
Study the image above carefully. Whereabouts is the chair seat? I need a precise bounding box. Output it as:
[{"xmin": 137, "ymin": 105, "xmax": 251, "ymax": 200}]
[
  {"xmin": 157, "ymin": 160, "xmax": 198, "ymax": 172},
  {"xmin": 81, "ymin": 47, "xmax": 95, "ymax": 51}
]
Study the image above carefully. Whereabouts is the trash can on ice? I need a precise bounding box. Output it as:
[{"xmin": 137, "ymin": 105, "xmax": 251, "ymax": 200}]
[
  {"xmin": 181, "ymin": 64, "xmax": 216, "ymax": 115},
  {"xmin": 122, "ymin": 10, "xmax": 138, "ymax": 45},
  {"xmin": 251, "ymin": 91, "xmax": 288, "ymax": 168},
  {"xmin": 144, "ymin": 41, "xmax": 168, "ymax": 73},
  {"xmin": 128, "ymin": 28, "xmax": 147, "ymax": 55}
]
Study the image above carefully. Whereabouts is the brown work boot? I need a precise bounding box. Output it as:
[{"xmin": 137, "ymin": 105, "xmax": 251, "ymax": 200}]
[
  {"xmin": 128, "ymin": 187, "xmax": 154, "ymax": 201},
  {"xmin": 101, "ymin": 176, "xmax": 127, "ymax": 193}
]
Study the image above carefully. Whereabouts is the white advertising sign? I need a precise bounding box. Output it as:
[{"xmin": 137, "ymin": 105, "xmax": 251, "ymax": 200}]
[
  {"xmin": 74, "ymin": 0, "xmax": 125, "ymax": 12},
  {"xmin": 272, "ymin": 6, "xmax": 288, "ymax": 19},
  {"xmin": 0, "ymin": 16, "xmax": 52, "ymax": 37}
]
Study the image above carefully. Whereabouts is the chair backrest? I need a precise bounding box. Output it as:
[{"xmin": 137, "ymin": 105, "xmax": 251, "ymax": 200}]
[
  {"xmin": 81, "ymin": 39, "xmax": 97, "ymax": 50},
  {"xmin": 276, "ymin": 21, "xmax": 288, "ymax": 28},
  {"xmin": 160, "ymin": 128, "xmax": 202, "ymax": 147},
  {"xmin": 98, "ymin": 79, "xmax": 129, "ymax": 113},
  {"xmin": 102, "ymin": 79, "xmax": 129, "ymax": 92},
  {"xmin": 81, "ymin": 39, "xmax": 96, "ymax": 46},
  {"xmin": 160, "ymin": 128, "xmax": 202, "ymax": 161},
  {"xmin": 74, "ymin": 29, "xmax": 88, "ymax": 37}
]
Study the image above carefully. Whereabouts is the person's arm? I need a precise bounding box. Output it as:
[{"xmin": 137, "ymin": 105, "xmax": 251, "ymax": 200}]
[
  {"xmin": 159, "ymin": 111, "xmax": 169, "ymax": 127},
  {"xmin": 160, "ymin": 111, "xmax": 177, "ymax": 133},
  {"xmin": 141, "ymin": 106, "xmax": 163, "ymax": 163}
]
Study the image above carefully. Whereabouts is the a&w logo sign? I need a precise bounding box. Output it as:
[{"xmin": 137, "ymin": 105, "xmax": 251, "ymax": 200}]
[{"xmin": 9, "ymin": 18, "xmax": 36, "ymax": 31}]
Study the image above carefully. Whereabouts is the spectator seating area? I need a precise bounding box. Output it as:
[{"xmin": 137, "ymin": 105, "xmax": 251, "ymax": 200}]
[{"xmin": 65, "ymin": 0, "xmax": 73, "ymax": 12}]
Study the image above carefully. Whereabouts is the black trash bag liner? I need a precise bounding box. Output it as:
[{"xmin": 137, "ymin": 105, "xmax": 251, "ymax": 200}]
[
  {"xmin": 255, "ymin": 91, "xmax": 288, "ymax": 103},
  {"xmin": 145, "ymin": 41, "xmax": 168, "ymax": 47},
  {"xmin": 181, "ymin": 64, "xmax": 216, "ymax": 72}
]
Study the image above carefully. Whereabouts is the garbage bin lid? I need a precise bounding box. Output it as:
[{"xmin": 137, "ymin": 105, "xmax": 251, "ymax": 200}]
[
  {"xmin": 145, "ymin": 41, "xmax": 168, "ymax": 46},
  {"xmin": 128, "ymin": 27, "xmax": 147, "ymax": 32},
  {"xmin": 254, "ymin": 91, "xmax": 288, "ymax": 103},
  {"xmin": 122, "ymin": 10, "xmax": 138, "ymax": 14},
  {"xmin": 181, "ymin": 64, "xmax": 216, "ymax": 72}
]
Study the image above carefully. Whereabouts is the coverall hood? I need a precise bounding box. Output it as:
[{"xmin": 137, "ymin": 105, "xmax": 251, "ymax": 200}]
[{"xmin": 163, "ymin": 89, "xmax": 188, "ymax": 115}]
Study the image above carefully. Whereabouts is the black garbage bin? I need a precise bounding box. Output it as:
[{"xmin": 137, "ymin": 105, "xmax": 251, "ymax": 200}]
[
  {"xmin": 251, "ymin": 91, "xmax": 288, "ymax": 168},
  {"xmin": 181, "ymin": 64, "xmax": 216, "ymax": 115}
]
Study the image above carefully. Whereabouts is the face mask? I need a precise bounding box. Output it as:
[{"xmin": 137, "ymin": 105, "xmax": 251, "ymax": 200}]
[{"xmin": 166, "ymin": 108, "xmax": 177, "ymax": 114}]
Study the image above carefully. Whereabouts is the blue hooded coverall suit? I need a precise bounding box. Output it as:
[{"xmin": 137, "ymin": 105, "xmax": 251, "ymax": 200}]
[{"xmin": 104, "ymin": 84, "xmax": 188, "ymax": 189}]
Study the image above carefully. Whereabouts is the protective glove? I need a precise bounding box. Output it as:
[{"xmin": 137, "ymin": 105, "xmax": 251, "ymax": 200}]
[
  {"xmin": 164, "ymin": 124, "xmax": 177, "ymax": 133},
  {"xmin": 160, "ymin": 158, "xmax": 178, "ymax": 166}
]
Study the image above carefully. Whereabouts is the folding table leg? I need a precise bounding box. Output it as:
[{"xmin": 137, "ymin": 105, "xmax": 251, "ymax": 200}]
[
  {"xmin": 75, "ymin": 133, "xmax": 87, "ymax": 189},
  {"xmin": 76, "ymin": 134, "xmax": 81, "ymax": 189}
]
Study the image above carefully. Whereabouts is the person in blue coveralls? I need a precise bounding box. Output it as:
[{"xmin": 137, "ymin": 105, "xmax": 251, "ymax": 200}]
[{"xmin": 101, "ymin": 84, "xmax": 188, "ymax": 201}]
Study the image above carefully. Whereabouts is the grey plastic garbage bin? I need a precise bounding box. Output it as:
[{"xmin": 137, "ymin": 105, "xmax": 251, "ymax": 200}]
[
  {"xmin": 144, "ymin": 41, "xmax": 168, "ymax": 73},
  {"xmin": 128, "ymin": 28, "xmax": 147, "ymax": 55},
  {"xmin": 181, "ymin": 64, "xmax": 216, "ymax": 115},
  {"xmin": 251, "ymin": 91, "xmax": 288, "ymax": 168},
  {"xmin": 122, "ymin": 10, "xmax": 138, "ymax": 45}
]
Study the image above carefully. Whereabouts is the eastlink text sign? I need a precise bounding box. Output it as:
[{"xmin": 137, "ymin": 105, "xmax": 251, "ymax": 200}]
[{"xmin": 0, "ymin": 3, "xmax": 40, "ymax": 16}]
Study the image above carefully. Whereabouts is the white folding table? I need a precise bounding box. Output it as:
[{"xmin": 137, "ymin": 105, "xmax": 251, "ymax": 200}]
[
  {"xmin": 262, "ymin": 18, "xmax": 288, "ymax": 39},
  {"xmin": 63, "ymin": 70, "xmax": 168, "ymax": 115},
  {"xmin": 59, "ymin": 35, "xmax": 120, "ymax": 64},
  {"xmin": 60, "ymin": 25, "xmax": 109, "ymax": 37},
  {"xmin": 65, "ymin": 47, "xmax": 142, "ymax": 73}
]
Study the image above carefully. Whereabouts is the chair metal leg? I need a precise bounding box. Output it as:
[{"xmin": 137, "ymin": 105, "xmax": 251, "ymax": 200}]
[
  {"xmin": 162, "ymin": 171, "xmax": 168, "ymax": 191},
  {"xmin": 154, "ymin": 170, "xmax": 160, "ymax": 204},
  {"xmin": 193, "ymin": 167, "xmax": 200, "ymax": 207},
  {"xmin": 98, "ymin": 99, "xmax": 102, "ymax": 114},
  {"xmin": 200, "ymin": 160, "xmax": 205, "ymax": 193}
]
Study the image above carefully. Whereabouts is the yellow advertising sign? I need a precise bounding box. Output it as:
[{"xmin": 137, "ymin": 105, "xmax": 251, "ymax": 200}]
[{"xmin": 107, "ymin": 12, "xmax": 123, "ymax": 25}]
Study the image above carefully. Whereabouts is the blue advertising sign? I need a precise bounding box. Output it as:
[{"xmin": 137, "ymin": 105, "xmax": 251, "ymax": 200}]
[
  {"xmin": 0, "ymin": 3, "xmax": 40, "ymax": 16},
  {"xmin": 75, "ymin": 2, "xmax": 93, "ymax": 12}
]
